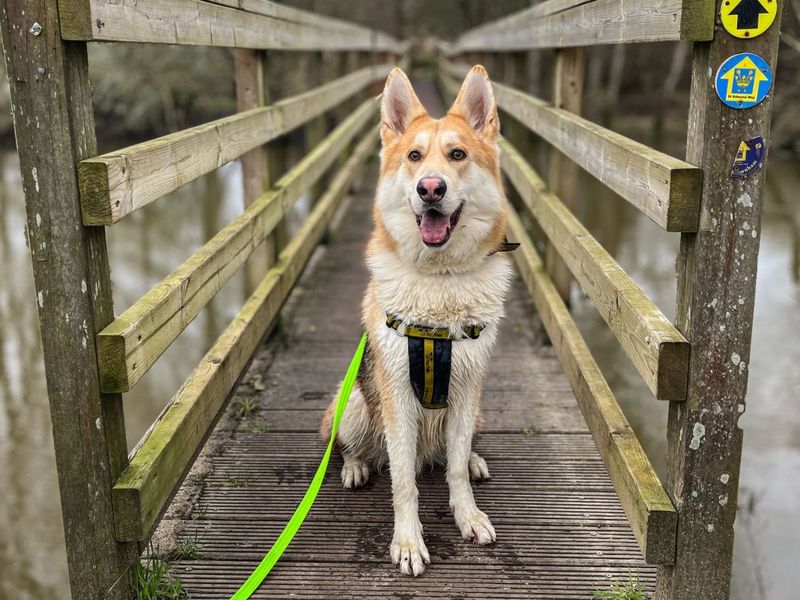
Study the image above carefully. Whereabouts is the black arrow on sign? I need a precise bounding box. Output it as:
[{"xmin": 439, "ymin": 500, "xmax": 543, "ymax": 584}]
[{"xmin": 730, "ymin": 0, "xmax": 769, "ymax": 30}]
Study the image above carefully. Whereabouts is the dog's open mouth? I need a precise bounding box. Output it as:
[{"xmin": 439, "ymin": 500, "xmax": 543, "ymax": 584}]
[{"xmin": 416, "ymin": 203, "xmax": 463, "ymax": 247}]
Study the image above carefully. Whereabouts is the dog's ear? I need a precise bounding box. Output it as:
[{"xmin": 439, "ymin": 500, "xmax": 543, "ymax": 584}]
[
  {"xmin": 449, "ymin": 65, "xmax": 499, "ymax": 139},
  {"xmin": 381, "ymin": 68, "xmax": 427, "ymax": 143}
]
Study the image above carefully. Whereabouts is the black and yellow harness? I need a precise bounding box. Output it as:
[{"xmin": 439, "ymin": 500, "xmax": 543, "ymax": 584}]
[
  {"xmin": 384, "ymin": 235, "xmax": 519, "ymax": 410},
  {"xmin": 386, "ymin": 314, "xmax": 484, "ymax": 409}
]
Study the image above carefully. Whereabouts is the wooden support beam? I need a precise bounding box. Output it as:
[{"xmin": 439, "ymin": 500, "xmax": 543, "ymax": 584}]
[
  {"xmin": 501, "ymin": 139, "xmax": 689, "ymax": 401},
  {"xmin": 111, "ymin": 127, "xmax": 380, "ymax": 542},
  {"xmin": 506, "ymin": 204, "xmax": 677, "ymax": 564},
  {"xmin": 0, "ymin": 1, "xmax": 136, "ymax": 597},
  {"xmin": 546, "ymin": 47, "xmax": 585, "ymax": 304},
  {"xmin": 79, "ymin": 63, "xmax": 391, "ymax": 225},
  {"xmin": 58, "ymin": 0, "xmax": 402, "ymax": 51},
  {"xmin": 657, "ymin": 2, "xmax": 786, "ymax": 598},
  {"xmin": 442, "ymin": 62, "xmax": 702, "ymax": 231},
  {"xmin": 452, "ymin": 0, "xmax": 714, "ymax": 51},
  {"xmin": 95, "ymin": 99, "xmax": 378, "ymax": 394},
  {"xmin": 234, "ymin": 48, "xmax": 282, "ymax": 294}
]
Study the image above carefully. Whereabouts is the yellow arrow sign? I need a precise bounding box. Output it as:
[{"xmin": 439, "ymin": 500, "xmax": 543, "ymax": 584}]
[{"xmin": 721, "ymin": 0, "xmax": 777, "ymax": 39}]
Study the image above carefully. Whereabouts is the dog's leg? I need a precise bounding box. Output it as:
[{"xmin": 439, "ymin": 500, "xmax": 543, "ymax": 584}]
[
  {"xmin": 330, "ymin": 387, "xmax": 375, "ymax": 489},
  {"xmin": 446, "ymin": 397, "xmax": 496, "ymax": 545},
  {"xmin": 385, "ymin": 396, "xmax": 429, "ymax": 576}
]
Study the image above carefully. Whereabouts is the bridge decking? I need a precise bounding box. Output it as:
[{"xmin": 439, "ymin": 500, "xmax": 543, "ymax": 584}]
[{"xmin": 162, "ymin": 119, "xmax": 656, "ymax": 595}]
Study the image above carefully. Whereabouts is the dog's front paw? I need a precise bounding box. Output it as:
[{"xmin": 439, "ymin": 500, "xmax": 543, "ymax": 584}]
[
  {"xmin": 390, "ymin": 530, "xmax": 430, "ymax": 576},
  {"xmin": 455, "ymin": 509, "xmax": 496, "ymax": 545},
  {"xmin": 468, "ymin": 451, "xmax": 490, "ymax": 480},
  {"xmin": 341, "ymin": 457, "xmax": 370, "ymax": 489}
]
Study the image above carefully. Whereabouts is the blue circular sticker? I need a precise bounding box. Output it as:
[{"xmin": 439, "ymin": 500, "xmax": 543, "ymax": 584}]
[{"xmin": 715, "ymin": 52, "xmax": 772, "ymax": 109}]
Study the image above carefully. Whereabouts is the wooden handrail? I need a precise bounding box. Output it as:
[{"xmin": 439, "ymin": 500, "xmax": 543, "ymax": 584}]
[
  {"xmin": 501, "ymin": 139, "xmax": 689, "ymax": 401},
  {"xmin": 79, "ymin": 63, "xmax": 392, "ymax": 225},
  {"xmin": 441, "ymin": 63, "xmax": 702, "ymax": 232},
  {"xmin": 111, "ymin": 124, "xmax": 380, "ymax": 542},
  {"xmin": 506, "ymin": 202, "xmax": 677, "ymax": 564},
  {"xmin": 58, "ymin": 0, "xmax": 402, "ymax": 51},
  {"xmin": 96, "ymin": 99, "xmax": 378, "ymax": 394},
  {"xmin": 449, "ymin": 0, "xmax": 713, "ymax": 51}
]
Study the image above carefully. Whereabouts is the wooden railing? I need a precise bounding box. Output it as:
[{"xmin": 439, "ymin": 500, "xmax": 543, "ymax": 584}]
[
  {"xmin": 442, "ymin": 0, "xmax": 784, "ymax": 596},
  {"xmin": 0, "ymin": 2, "xmax": 402, "ymax": 598}
]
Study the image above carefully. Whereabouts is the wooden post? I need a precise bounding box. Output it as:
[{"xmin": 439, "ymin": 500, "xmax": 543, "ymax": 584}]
[
  {"xmin": 304, "ymin": 51, "xmax": 329, "ymax": 204},
  {"xmin": 546, "ymin": 48, "xmax": 585, "ymax": 305},
  {"xmin": 656, "ymin": 3, "xmax": 785, "ymax": 599},
  {"xmin": 235, "ymin": 49, "xmax": 287, "ymax": 293},
  {"xmin": 0, "ymin": 1, "xmax": 137, "ymax": 597}
]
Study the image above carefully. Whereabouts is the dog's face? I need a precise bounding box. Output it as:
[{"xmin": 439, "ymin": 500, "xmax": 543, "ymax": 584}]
[{"xmin": 374, "ymin": 66, "xmax": 506, "ymax": 268}]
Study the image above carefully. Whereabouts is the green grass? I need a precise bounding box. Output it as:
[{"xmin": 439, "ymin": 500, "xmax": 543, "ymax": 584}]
[
  {"xmin": 193, "ymin": 505, "xmax": 208, "ymax": 520},
  {"xmin": 132, "ymin": 549, "xmax": 185, "ymax": 600},
  {"xmin": 168, "ymin": 530, "xmax": 205, "ymax": 561},
  {"xmin": 235, "ymin": 397, "xmax": 259, "ymax": 418},
  {"xmin": 592, "ymin": 572, "xmax": 648, "ymax": 600},
  {"xmin": 226, "ymin": 473, "xmax": 250, "ymax": 488}
]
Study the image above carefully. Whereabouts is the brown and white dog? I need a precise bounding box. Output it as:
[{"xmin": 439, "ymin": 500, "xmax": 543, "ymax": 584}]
[{"xmin": 321, "ymin": 66, "xmax": 513, "ymax": 576}]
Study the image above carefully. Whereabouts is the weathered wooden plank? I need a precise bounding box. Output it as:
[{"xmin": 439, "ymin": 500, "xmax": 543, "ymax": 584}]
[
  {"xmin": 506, "ymin": 203, "xmax": 677, "ymax": 564},
  {"xmin": 111, "ymin": 128, "xmax": 379, "ymax": 541},
  {"xmin": 501, "ymin": 139, "xmax": 689, "ymax": 401},
  {"xmin": 174, "ymin": 562, "xmax": 654, "ymax": 599},
  {"xmin": 451, "ymin": 0, "xmax": 714, "ymax": 51},
  {"xmin": 657, "ymin": 2, "xmax": 786, "ymax": 598},
  {"xmin": 0, "ymin": 1, "xmax": 137, "ymax": 597},
  {"xmin": 79, "ymin": 63, "xmax": 390, "ymax": 224},
  {"xmin": 442, "ymin": 62, "xmax": 702, "ymax": 231},
  {"xmin": 546, "ymin": 47, "xmax": 585, "ymax": 303},
  {"xmin": 96, "ymin": 99, "xmax": 377, "ymax": 394},
  {"xmin": 58, "ymin": 0, "xmax": 402, "ymax": 51}
]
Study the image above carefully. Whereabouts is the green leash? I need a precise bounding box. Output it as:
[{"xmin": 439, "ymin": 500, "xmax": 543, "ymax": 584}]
[{"xmin": 229, "ymin": 333, "xmax": 367, "ymax": 600}]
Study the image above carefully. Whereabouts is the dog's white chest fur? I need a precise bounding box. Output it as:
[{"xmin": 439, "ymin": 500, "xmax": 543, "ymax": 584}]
[{"xmin": 368, "ymin": 250, "xmax": 513, "ymax": 409}]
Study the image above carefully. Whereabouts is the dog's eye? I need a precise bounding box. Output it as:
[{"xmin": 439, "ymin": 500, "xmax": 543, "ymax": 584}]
[
  {"xmin": 450, "ymin": 149, "xmax": 467, "ymax": 161},
  {"xmin": 408, "ymin": 150, "xmax": 422, "ymax": 162}
]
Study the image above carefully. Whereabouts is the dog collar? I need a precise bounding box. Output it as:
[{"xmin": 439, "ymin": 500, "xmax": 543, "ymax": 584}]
[
  {"xmin": 386, "ymin": 314, "xmax": 483, "ymax": 410},
  {"xmin": 487, "ymin": 237, "xmax": 520, "ymax": 256}
]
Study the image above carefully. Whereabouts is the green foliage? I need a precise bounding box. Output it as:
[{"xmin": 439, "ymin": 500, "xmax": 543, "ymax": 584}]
[
  {"xmin": 592, "ymin": 571, "xmax": 648, "ymax": 600},
  {"xmin": 168, "ymin": 530, "xmax": 205, "ymax": 561},
  {"xmin": 226, "ymin": 473, "xmax": 250, "ymax": 488},
  {"xmin": 235, "ymin": 397, "xmax": 260, "ymax": 417},
  {"xmin": 132, "ymin": 549, "xmax": 185, "ymax": 600}
]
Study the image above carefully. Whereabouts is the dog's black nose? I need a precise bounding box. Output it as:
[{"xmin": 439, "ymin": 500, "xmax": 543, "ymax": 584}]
[{"xmin": 417, "ymin": 177, "xmax": 447, "ymax": 203}]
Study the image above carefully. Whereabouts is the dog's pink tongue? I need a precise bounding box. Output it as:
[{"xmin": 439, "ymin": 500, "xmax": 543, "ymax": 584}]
[{"xmin": 419, "ymin": 211, "xmax": 449, "ymax": 245}]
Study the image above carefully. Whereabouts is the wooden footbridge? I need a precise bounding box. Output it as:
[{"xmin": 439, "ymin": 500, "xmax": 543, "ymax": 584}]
[{"xmin": 0, "ymin": 1, "xmax": 784, "ymax": 599}]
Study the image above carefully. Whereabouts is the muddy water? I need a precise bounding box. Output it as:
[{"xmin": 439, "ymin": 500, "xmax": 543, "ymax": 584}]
[{"xmin": 0, "ymin": 148, "xmax": 798, "ymax": 599}]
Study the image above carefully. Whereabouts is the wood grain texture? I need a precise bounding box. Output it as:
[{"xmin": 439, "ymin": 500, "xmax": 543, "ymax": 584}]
[
  {"xmin": 442, "ymin": 62, "xmax": 702, "ymax": 231},
  {"xmin": 501, "ymin": 139, "xmax": 689, "ymax": 401},
  {"xmin": 546, "ymin": 48, "xmax": 585, "ymax": 304},
  {"xmin": 79, "ymin": 63, "xmax": 390, "ymax": 224},
  {"xmin": 58, "ymin": 0, "xmax": 402, "ymax": 51},
  {"xmin": 96, "ymin": 99, "xmax": 377, "ymax": 394},
  {"xmin": 506, "ymin": 204, "xmax": 676, "ymax": 564},
  {"xmin": 0, "ymin": 1, "xmax": 137, "ymax": 597},
  {"xmin": 657, "ymin": 2, "xmax": 786, "ymax": 598},
  {"xmin": 111, "ymin": 127, "xmax": 379, "ymax": 542},
  {"xmin": 451, "ymin": 0, "xmax": 714, "ymax": 50}
]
